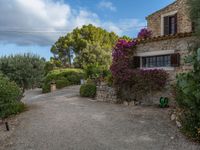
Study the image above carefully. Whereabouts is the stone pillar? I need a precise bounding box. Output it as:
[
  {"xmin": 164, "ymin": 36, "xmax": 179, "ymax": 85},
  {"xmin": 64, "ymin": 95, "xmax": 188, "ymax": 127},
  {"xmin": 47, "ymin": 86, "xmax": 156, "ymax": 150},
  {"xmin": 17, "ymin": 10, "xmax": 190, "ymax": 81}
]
[{"xmin": 51, "ymin": 83, "xmax": 56, "ymax": 92}]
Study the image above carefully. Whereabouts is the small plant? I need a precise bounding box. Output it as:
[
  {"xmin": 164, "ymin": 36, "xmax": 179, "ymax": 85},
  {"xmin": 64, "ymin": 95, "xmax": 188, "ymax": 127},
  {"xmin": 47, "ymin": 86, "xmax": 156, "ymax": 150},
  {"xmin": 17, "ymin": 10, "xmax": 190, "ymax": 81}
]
[
  {"xmin": 80, "ymin": 83, "xmax": 96, "ymax": 98},
  {"xmin": 159, "ymin": 97, "xmax": 169, "ymax": 108}
]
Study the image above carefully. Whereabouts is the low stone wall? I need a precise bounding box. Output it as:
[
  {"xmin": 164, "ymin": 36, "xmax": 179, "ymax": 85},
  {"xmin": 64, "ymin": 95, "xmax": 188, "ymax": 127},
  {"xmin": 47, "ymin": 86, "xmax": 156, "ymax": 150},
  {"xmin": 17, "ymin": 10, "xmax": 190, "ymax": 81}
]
[
  {"xmin": 96, "ymin": 85, "xmax": 174, "ymax": 106},
  {"xmin": 95, "ymin": 85, "xmax": 117, "ymax": 103}
]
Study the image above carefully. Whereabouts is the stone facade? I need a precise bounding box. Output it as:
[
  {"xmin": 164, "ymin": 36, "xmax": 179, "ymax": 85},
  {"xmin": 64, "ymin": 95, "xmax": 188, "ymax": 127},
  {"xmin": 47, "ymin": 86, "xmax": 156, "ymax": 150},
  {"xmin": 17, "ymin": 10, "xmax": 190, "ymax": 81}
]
[
  {"xmin": 133, "ymin": 36, "xmax": 199, "ymax": 105},
  {"xmin": 136, "ymin": 36, "xmax": 199, "ymax": 81},
  {"xmin": 147, "ymin": 0, "xmax": 192, "ymax": 37}
]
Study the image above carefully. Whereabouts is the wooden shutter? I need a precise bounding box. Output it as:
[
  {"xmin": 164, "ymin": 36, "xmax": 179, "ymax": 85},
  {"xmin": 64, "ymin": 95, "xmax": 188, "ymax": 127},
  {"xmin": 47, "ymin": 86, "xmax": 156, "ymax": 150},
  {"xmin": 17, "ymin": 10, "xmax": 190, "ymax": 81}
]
[
  {"xmin": 133, "ymin": 56, "xmax": 140, "ymax": 69},
  {"xmin": 192, "ymin": 22, "xmax": 196, "ymax": 32},
  {"xmin": 171, "ymin": 53, "xmax": 180, "ymax": 67},
  {"xmin": 174, "ymin": 14, "xmax": 177, "ymax": 34},
  {"xmin": 164, "ymin": 16, "xmax": 170, "ymax": 35}
]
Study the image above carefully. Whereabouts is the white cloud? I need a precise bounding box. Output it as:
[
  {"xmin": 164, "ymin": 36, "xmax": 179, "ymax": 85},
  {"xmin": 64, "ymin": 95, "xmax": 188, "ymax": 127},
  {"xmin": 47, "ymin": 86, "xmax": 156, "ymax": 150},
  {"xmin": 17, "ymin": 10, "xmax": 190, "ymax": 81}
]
[
  {"xmin": 0, "ymin": 0, "xmax": 145, "ymax": 46},
  {"xmin": 98, "ymin": 1, "xmax": 116, "ymax": 11}
]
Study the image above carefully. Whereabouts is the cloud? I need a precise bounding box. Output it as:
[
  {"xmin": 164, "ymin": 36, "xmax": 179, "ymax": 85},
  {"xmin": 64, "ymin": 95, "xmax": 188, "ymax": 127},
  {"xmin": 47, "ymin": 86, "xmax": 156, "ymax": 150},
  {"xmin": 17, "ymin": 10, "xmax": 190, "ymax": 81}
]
[
  {"xmin": 98, "ymin": 1, "xmax": 116, "ymax": 11},
  {"xmin": 0, "ymin": 0, "xmax": 145, "ymax": 46}
]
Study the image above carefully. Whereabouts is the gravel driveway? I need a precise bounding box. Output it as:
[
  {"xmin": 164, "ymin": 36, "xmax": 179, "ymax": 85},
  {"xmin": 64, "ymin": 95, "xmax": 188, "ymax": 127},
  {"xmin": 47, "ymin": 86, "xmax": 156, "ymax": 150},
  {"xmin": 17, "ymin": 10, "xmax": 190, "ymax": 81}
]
[{"xmin": 1, "ymin": 86, "xmax": 199, "ymax": 150}]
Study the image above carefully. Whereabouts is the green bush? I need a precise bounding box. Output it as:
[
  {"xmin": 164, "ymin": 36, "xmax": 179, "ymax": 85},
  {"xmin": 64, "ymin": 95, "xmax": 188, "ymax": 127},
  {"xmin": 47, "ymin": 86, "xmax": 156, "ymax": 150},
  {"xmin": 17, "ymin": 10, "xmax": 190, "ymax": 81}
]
[
  {"xmin": 84, "ymin": 64, "xmax": 110, "ymax": 79},
  {"xmin": 0, "ymin": 75, "xmax": 25, "ymax": 118},
  {"xmin": 42, "ymin": 68, "xmax": 85, "ymax": 93},
  {"xmin": 80, "ymin": 83, "xmax": 96, "ymax": 98},
  {"xmin": 56, "ymin": 79, "xmax": 70, "ymax": 89},
  {"xmin": 44, "ymin": 61, "xmax": 54, "ymax": 75},
  {"xmin": 176, "ymin": 48, "xmax": 200, "ymax": 141},
  {"xmin": 105, "ymin": 72, "xmax": 113, "ymax": 87}
]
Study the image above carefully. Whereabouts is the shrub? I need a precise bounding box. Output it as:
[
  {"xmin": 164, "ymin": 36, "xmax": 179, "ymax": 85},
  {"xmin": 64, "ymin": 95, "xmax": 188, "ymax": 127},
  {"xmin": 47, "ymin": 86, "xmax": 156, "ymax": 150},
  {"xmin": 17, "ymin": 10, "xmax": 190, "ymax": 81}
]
[
  {"xmin": 56, "ymin": 79, "xmax": 70, "ymax": 89},
  {"xmin": 42, "ymin": 68, "xmax": 85, "ymax": 93},
  {"xmin": 176, "ymin": 48, "xmax": 200, "ymax": 141},
  {"xmin": 44, "ymin": 61, "xmax": 54, "ymax": 75},
  {"xmin": 0, "ymin": 75, "xmax": 25, "ymax": 119},
  {"xmin": 115, "ymin": 69, "xmax": 168, "ymax": 101},
  {"xmin": 80, "ymin": 83, "xmax": 96, "ymax": 98},
  {"xmin": 110, "ymin": 39, "xmax": 168, "ymax": 102},
  {"xmin": 83, "ymin": 63, "xmax": 110, "ymax": 79},
  {"xmin": 42, "ymin": 83, "xmax": 51, "ymax": 93},
  {"xmin": 105, "ymin": 72, "xmax": 113, "ymax": 87}
]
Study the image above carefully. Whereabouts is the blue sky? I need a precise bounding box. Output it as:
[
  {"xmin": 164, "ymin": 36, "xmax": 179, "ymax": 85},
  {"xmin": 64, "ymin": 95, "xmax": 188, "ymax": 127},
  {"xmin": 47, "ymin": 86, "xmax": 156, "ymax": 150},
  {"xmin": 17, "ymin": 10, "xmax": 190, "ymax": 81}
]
[{"xmin": 0, "ymin": 0, "xmax": 174, "ymax": 60}]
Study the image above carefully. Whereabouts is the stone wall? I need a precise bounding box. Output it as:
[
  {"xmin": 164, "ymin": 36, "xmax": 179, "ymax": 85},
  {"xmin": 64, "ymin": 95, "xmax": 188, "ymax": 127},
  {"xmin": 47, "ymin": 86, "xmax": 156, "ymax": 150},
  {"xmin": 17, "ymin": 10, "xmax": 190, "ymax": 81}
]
[
  {"xmin": 96, "ymin": 84, "xmax": 174, "ymax": 106},
  {"xmin": 96, "ymin": 85, "xmax": 117, "ymax": 103},
  {"xmin": 147, "ymin": 0, "xmax": 192, "ymax": 37},
  {"xmin": 119, "ymin": 85, "xmax": 174, "ymax": 106}
]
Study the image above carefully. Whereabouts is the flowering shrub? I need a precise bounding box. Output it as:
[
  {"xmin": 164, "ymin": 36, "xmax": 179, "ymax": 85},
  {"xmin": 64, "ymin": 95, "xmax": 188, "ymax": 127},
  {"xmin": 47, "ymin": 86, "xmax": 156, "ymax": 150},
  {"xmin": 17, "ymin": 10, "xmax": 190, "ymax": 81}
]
[
  {"xmin": 137, "ymin": 28, "xmax": 152, "ymax": 39},
  {"xmin": 110, "ymin": 39, "xmax": 168, "ymax": 102},
  {"xmin": 132, "ymin": 69, "xmax": 168, "ymax": 91},
  {"xmin": 110, "ymin": 39, "xmax": 137, "ymax": 83}
]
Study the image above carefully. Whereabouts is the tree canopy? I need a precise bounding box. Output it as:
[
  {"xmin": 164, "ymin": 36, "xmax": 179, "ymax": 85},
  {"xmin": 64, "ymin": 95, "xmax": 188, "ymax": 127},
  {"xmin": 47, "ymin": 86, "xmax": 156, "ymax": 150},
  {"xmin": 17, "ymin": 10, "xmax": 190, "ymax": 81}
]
[
  {"xmin": 51, "ymin": 24, "xmax": 119, "ymax": 68},
  {"xmin": 0, "ymin": 53, "xmax": 45, "ymax": 91}
]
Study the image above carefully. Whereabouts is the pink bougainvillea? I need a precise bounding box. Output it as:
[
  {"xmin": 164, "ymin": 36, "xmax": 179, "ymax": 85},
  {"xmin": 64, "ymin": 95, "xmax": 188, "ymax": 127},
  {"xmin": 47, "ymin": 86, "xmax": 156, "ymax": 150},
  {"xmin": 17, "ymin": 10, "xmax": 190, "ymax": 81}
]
[
  {"xmin": 110, "ymin": 33, "xmax": 168, "ymax": 102},
  {"xmin": 110, "ymin": 39, "xmax": 137, "ymax": 83},
  {"xmin": 110, "ymin": 38, "xmax": 168, "ymax": 92},
  {"xmin": 112, "ymin": 39, "xmax": 137, "ymax": 62},
  {"xmin": 137, "ymin": 28, "xmax": 152, "ymax": 39}
]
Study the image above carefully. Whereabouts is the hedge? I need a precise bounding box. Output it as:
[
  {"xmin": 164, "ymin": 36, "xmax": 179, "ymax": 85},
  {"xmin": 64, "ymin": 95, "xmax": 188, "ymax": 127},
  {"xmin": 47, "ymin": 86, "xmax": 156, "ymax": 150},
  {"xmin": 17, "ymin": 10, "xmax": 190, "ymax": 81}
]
[
  {"xmin": 0, "ymin": 75, "xmax": 25, "ymax": 119},
  {"xmin": 42, "ymin": 68, "xmax": 85, "ymax": 93},
  {"xmin": 80, "ymin": 83, "xmax": 96, "ymax": 98}
]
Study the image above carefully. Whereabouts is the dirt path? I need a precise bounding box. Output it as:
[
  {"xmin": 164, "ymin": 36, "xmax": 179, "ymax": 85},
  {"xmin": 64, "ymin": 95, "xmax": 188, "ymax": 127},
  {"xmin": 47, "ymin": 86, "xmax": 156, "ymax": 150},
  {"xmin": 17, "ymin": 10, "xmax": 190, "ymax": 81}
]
[{"xmin": 1, "ymin": 86, "xmax": 199, "ymax": 150}]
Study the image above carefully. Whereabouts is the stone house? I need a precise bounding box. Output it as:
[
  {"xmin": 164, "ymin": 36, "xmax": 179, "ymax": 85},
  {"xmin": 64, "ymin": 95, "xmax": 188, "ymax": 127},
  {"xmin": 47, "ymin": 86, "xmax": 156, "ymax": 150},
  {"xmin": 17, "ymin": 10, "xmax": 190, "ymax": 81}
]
[
  {"xmin": 134, "ymin": 0, "xmax": 197, "ymax": 81},
  {"xmin": 133, "ymin": 0, "xmax": 198, "ymax": 105},
  {"xmin": 97, "ymin": 0, "xmax": 199, "ymax": 105}
]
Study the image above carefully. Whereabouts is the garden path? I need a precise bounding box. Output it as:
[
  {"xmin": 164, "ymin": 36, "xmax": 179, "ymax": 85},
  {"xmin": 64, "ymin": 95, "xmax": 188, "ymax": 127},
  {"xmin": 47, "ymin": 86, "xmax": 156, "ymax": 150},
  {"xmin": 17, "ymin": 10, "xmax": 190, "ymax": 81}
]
[{"xmin": 0, "ymin": 86, "xmax": 199, "ymax": 150}]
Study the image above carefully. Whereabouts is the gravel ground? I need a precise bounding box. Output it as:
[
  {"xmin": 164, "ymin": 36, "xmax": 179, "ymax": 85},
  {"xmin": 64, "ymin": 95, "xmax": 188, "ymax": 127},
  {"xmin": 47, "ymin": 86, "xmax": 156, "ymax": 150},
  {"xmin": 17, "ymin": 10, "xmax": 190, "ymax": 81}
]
[{"xmin": 0, "ymin": 85, "xmax": 199, "ymax": 150}]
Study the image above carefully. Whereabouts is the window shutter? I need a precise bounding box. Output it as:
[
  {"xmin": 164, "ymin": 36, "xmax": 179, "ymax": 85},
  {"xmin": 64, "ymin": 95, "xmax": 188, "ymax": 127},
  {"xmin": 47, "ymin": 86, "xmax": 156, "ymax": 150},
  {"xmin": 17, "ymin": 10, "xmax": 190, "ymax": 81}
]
[
  {"xmin": 164, "ymin": 16, "xmax": 170, "ymax": 35},
  {"xmin": 192, "ymin": 22, "xmax": 196, "ymax": 32},
  {"xmin": 171, "ymin": 53, "xmax": 180, "ymax": 67},
  {"xmin": 133, "ymin": 56, "xmax": 140, "ymax": 69},
  {"xmin": 174, "ymin": 14, "xmax": 177, "ymax": 34}
]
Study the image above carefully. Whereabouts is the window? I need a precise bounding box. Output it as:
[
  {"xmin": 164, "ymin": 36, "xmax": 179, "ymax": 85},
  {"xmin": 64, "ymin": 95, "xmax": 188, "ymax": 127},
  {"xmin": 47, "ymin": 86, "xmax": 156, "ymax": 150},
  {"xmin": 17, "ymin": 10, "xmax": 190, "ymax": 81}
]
[
  {"xmin": 142, "ymin": 55, "xmax": 171, "ymax": 68},
  {"xmin": 133, "ymin": 53, "xmax": 180, "ymax": 69},
  {"xmin": 164, "ymin": 14, "xmax": 177, "ymax": 35}
]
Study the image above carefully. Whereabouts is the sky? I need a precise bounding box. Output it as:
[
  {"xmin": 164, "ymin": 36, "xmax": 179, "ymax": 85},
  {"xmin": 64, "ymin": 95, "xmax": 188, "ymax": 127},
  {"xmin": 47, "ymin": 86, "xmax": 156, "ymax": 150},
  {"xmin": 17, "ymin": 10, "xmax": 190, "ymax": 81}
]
[{"xmin": 0, "ymin": 0, "xmax": 175, "ymax": 60}]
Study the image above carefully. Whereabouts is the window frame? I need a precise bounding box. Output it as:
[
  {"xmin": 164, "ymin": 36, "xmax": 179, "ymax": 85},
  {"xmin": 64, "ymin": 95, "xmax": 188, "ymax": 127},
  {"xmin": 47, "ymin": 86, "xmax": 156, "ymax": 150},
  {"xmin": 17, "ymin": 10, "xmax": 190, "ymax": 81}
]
[
  {"xmin": 136, "ymin": 50, "xmax": 177, "ymax": 71},
  {"xmin": 161, "ymin": 11, "xmax": 178, "ymax": 36},
  {"xmin": 141, "ymin": 55, "xmax": 171, "ymax": 68}
]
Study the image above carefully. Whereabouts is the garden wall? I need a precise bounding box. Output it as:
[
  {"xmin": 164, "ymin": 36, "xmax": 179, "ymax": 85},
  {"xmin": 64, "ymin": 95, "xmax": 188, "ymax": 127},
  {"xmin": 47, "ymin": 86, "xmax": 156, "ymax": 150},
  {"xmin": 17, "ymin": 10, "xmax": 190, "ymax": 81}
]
[
  {"xmin": 96, "ymin": 85, "xmax": 117, "ymax": 103},
  {"xmin": 96, "ymin": 85, "xmax": 173, "ymax": 106}
]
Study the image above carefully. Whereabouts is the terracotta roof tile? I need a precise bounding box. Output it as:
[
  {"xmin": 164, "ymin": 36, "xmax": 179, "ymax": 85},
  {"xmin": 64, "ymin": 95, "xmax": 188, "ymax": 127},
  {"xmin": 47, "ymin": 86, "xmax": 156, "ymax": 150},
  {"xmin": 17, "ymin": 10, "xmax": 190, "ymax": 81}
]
[{"xmin": 134, "ymin": 32, "xmax": 193, "ymax": 44}]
